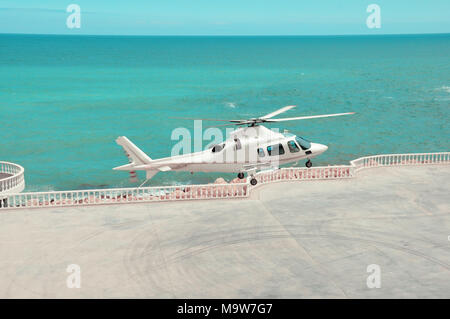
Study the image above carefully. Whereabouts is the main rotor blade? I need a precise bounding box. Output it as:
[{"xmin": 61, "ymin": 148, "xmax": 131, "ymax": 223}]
[
  {"xmin": 265, "ymin": 112, "xmax": 355, "ymax": 122},
  {"xmin": 260, "ymin": 105, "xmax": 296, "ymax": 119},
  {"xmin": 205, "ymin": 122, "xmax": 251, "ymax": 128},
  {"xmin": 170, "ymin": 117, "xmax": 242, "ymax": 122}
]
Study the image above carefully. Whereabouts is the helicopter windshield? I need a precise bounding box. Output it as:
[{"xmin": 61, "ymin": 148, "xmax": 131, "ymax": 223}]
[{"xmin": 295, "ymin": 136, "xmax": 311, "ymax": 150}]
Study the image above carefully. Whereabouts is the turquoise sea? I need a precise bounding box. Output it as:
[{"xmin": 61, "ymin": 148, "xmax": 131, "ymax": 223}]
[{"xmin": 0, "ymin": 34, "xmax": 449, "ymax": 191}]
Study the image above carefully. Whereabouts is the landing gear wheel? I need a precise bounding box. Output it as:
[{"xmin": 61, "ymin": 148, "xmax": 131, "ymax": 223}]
[
  {"xmin": 250, "ymin": 178, "xmax": 258, "ymax": 186},
  {"xmin": 237, "ymin": 172, "xmax": 245, "ymax": 179},
  {"xmin": 305, "ymin": 160, "xmax": 312, "ymax": 168}
]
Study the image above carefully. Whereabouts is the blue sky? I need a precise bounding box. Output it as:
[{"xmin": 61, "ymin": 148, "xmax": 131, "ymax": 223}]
[{"xmin": 0, "ymin": 0, "xmax": 449, "ymax": 35}]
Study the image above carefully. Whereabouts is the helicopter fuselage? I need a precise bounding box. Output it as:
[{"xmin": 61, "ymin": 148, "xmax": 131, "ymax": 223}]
[
  {"xmin": 114, "ymin": 105, "xmax": 352, "ymax": 185},
  {"xmin": 116, "ymin": 125, "xmax": 328, "ymax": 176}
]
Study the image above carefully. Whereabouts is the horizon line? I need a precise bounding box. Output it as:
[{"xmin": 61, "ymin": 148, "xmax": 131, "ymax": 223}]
[{"xmin": 1, "ymin": 32, "xmax": 449, "ymax": 37}]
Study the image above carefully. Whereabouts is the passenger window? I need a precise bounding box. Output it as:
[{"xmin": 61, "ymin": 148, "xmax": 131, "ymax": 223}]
[
  {"xmin": 267, "ymin": 144, "xmax": 285, "ymax": 156},
  {"xmin": 257, "ymin": 148, "xmax": 265, "ymax": 157},
  {"xmin": 234, "ymin": 137, "xmax": 242, "ymax": 150},
  {"xmin": 288, "ymin": 140, "xmax": 300, "ymax": 153},
  {"xmin": 211, "ymin": 144, "xmax": 225, "ymax": 153}
]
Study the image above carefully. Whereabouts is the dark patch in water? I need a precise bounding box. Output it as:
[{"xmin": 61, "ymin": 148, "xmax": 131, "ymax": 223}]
[{"xmin": 78, "ymin": 183, "xmax": 109, "ymax": 189}]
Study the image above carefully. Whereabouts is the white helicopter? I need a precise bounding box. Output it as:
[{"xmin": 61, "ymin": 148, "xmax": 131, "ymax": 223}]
[{"xmin": 113, "ymin": 106, "xmax": 354, "ymax": 186}]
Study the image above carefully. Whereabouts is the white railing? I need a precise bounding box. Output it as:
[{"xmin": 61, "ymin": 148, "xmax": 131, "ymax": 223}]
[
  {"xmin": 0, "ymin": 152, "xmax": 448, "ymax": 210},
  {"xmin": 0, "ymin": 161, "xmax": 25, "ymax": 195},
  {"xmin": 253, "ymin": 152, "xmax": 450, "ymax": 185},
  {"xmin": 0, "ymin": 183, "xmax": 248, "ymax": 209},
  {"xmin": 254, "ymin": 165, "xmax": 354, "ymax": 185},
  {"xmin": 350, "ymin": 152, "xmax": 450, "ymax": 171}
]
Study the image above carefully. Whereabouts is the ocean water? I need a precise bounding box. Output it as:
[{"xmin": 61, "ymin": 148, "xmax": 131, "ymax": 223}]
[{"xmin": 0, "ymin": 34, "xmax": 449, "ymax": 191}]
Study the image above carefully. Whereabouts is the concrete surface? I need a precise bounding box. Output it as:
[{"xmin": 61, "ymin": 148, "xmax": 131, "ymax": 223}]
[{"xmin": 0, "ymin": 165, "xmax": 449, "ymax": 298}]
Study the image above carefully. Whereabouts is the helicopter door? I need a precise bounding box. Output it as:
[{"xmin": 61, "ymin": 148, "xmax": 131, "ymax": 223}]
[
  {"xmin": 267, "ymin": 143, "xmax": 285, "ymax": 156},
  {"xmin": 232, "ymin": 138, "xmax": 246, "ymax": 164}
]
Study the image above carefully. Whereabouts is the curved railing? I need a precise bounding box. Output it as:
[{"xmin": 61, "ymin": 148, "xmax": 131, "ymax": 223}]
[
  {"xmin": 253, "ymin": 152, "xmax": 450, "ymax": 185},
  {"xmin": 349, "ymin": 152, "xmax": 449, "ymax": 171},
  {"xmin": 0, "ymin": 161, "xmax": 25, "ymax": 195},
  {"xmin": 0, "ymin": 183, "xmax": 248, "ymax": 209},
  {"xmin": 0, "ymin": 152, "xmax": 448, "ymax": 210}
]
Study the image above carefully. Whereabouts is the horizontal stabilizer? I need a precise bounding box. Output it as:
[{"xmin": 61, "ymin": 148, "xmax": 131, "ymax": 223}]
[
  {"xmin": 116, "ymin": 136, "xmax": 152, "ymax": 165},
  {"xmin": 113, "ymin": 163, "xmax": 136, "ymax": 171},
  {"xmin": 114, "ymin": 136, "xmax": 153, "ymax": 171}
]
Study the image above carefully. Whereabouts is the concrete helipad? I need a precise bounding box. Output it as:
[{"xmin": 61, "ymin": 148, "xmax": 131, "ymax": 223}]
[{"xmin": 0, "ymin": 165, "xmax": 449, "ymax": 298}]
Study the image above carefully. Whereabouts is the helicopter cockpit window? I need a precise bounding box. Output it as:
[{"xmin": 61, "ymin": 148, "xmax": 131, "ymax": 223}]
[
  {"xmin": 257, "ymin": 148, "xmax": 265, "ymax": 157},
  {"xmin": 295, "ymin": 136, "xmax": 311, "ymax": 150},
  {"xmin": 267, "ymin": 143, "xmax": 285, "ymax": 156},
  {"xmin": 211, "ymin": 143, "xmax": 225, "ymax": 153},
  {"xmin": 288, "ymin": 140, "xmax": 300, "ymax": 153},
  {"xmin": 234, "ymin": 137, "xmax": 242, "ymax": 150}
]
